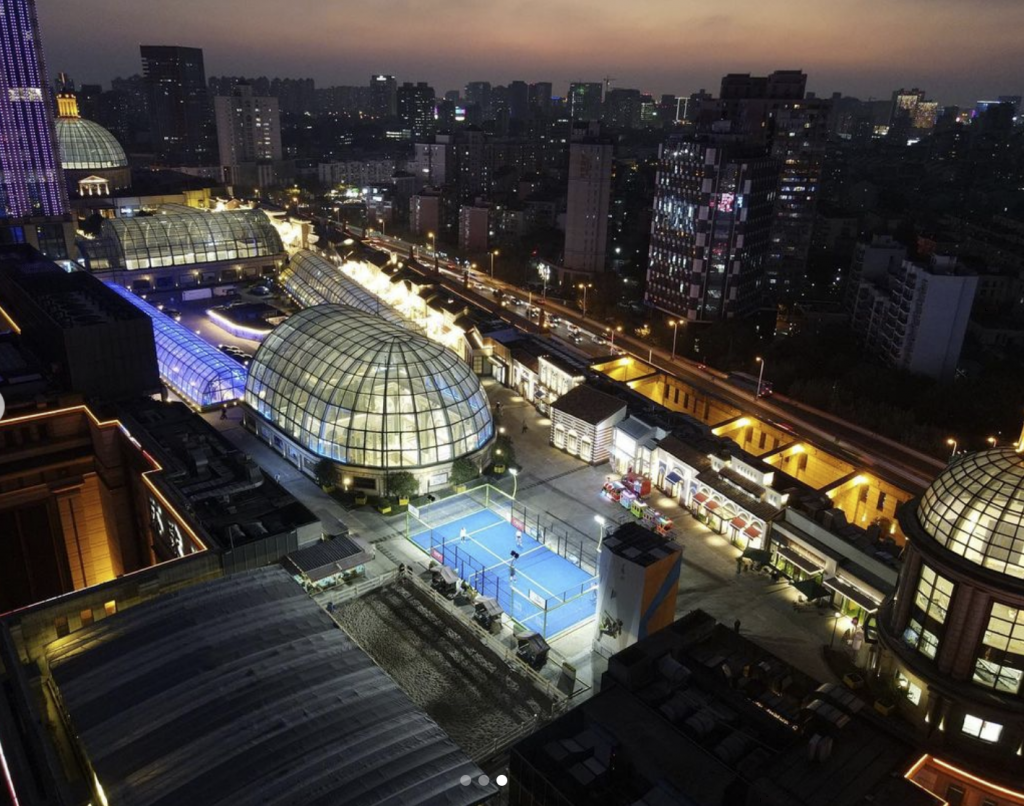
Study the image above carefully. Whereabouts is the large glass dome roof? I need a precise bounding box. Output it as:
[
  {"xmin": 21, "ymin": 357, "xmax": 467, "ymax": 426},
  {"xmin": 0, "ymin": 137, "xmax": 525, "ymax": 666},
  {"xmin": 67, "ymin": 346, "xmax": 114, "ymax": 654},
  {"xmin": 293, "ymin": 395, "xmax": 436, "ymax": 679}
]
[
  {"xmin": 245, "ymin": 305, "xmax": 493, "ymax": 469},
  {"xmin": 55, "ymin": 117, "xmax": 128, "ymax": 170},
  {"xmin": 918, "ymin": 448, "xmax": 1024, "ymax": 579}
]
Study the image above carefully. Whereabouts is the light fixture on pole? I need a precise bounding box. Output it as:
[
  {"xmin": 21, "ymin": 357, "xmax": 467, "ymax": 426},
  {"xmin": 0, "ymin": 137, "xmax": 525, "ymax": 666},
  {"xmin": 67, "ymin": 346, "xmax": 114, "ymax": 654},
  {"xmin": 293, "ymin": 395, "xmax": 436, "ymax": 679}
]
[
  {"xmin": 378, "ymin": 218, "xmax": 386, "ymax": 237},
  {"xmin": 947, "ymin": 437, "xmax": 958, "ymax": 461},
  {"xmin": 830, "ymin": 611, "xmax": 844, "ymax": 648},
  {"xmin": 594, "ymin": 514, "xmax": 608, "ymax": 551},
  {"xmin": 755, "ymin": 356, "xmax": 766, "ymax": 398},
  {"xmin": 987, "ymin": 436, "xmax": 998, "ymax": 448},
  {"xmin": 608, "ymin": 325, "xmax": 622, "ymax": 346},
  {"xmin": 509, "ymin": 468, "xmax": 519, "ymax": 500},
  {"xmin": 490, "ymin": 249, "xmax": 499, "ymax": 278},
  {"xmin": 669, "ymin": 320, "xmax": 681, "ymax": 360},
  {"xmin": 577, "ymin": 282, "xmax": 593, "ymax": 318},
  {"xmin": 427, "ymin": 231, "xmax": 438, "ymax": 274}
]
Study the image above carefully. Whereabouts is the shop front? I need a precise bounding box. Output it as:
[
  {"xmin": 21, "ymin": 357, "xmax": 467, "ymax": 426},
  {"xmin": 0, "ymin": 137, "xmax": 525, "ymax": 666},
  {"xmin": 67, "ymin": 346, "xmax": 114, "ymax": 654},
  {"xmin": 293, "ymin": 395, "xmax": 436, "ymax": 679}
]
[{"xmin": 823, "ymin": 573, "xmax": 882, "ymax": 626}]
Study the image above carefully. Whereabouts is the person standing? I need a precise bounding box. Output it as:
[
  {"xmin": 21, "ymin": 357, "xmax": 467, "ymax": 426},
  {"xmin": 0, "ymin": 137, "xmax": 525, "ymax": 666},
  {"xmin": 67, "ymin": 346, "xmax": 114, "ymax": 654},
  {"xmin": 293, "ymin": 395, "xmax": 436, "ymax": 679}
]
[
  {"xmin": 515, "ymin": 530, "xmax": 523, "ymax": 548},
  {"xmin": 460, "ymin": 526, "xmax": 468, "ymax": 543}
]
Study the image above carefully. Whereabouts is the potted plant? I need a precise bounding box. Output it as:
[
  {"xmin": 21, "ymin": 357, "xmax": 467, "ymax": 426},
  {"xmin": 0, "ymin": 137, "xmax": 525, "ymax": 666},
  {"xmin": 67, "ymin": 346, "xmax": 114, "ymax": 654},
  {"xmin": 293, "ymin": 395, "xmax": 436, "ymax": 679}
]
[
  {"xmin": 313, "ymin": 458, "xmax": 336, "ymax": 491},
  {"xmin": 386, "ymin": 471, "xmax": 419, "ymax": 506},
  {"xmin": 354, "ymin": 490, "xmax": 368, "ymax": 506}
]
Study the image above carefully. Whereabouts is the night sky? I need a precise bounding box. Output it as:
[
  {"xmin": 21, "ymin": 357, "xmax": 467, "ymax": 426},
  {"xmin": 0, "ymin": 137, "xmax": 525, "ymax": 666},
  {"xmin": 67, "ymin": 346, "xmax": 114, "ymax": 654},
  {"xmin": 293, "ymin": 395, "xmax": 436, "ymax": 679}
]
[{"xmin": 39, "ymin": 0, "xmax": 1023, "ymax": 104}]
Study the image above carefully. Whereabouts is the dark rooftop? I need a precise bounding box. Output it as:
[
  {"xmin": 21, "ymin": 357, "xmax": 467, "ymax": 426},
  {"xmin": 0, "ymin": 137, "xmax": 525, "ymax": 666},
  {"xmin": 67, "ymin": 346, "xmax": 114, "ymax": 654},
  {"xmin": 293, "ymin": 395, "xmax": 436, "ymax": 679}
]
[
  {"xmin": 45, "ymin": 567, "xmax": 494, "ymax": 806},
  {"xmin": 285, "ymin": 535, "xmax": 373, "ymax": 582},
  {"xmin": 603, "ymin": 522, "xmax": 682, "ymax": 567},
  {"xmin": 552, "ymin": 383, "xmax": 627, "ymax": 426},
  {"xmin": 512, "ymin": 610, "xmax": 940, "ymax": 806},
  {"xmin": 118, "ymin": 400, "xmax": 319, "ymax": 551}
]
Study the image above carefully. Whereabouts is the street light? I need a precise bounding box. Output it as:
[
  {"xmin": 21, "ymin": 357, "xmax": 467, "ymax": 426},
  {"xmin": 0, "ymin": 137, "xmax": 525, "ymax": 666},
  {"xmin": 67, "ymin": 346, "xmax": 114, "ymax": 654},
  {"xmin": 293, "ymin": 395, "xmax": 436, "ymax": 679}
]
[
  {"xmin": 608, "ymin": 325, "xmax": 623, "ymax": 346},
  {"xmin": 509, "ymin": 468, "xmax": 519, "ymax": 500},
  {"xmin": 427, "ymin": 231, "xmax": 438, "ymax": 274},
  {"xmin": 577, "ymin": 282, "xmax": 593, "ymax": 318},
  {"xmin": 490, "ymin": 249, "xmax": 500, "ymax": 278},
  {"xmin": 669, "ymin": 320, "xmax": 682, "ymax": 360},
  {"xmin": 987, "ymin": 436, "xmax": 998, "ymax": 448},
  {"xmin": 594, "ymin": 514, "xmax": 608, "ymax": 551},
  {"xmin": 755, "ymin": 356, "xmax": 766, "ymax": 398},
  {"xmin": 830, "ymin": 611, "xmax": 844, "ymax": 649},
  {"xmin": 378, "ymin": 218, "xmax": 386, "ymax": 237},
  {"xmin": 947, "ymin": 438, "xmax": 958, "ymax": 461}
]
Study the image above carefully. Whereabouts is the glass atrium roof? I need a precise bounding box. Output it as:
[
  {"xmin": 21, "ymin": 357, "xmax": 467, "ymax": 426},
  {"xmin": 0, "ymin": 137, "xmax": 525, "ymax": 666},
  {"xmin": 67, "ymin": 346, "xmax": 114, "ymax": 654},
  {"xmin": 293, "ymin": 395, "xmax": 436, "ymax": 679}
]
[
  {"xmin": 105, "ymin": 282, "xmax": 248, "ymax": 409},
  {"xmin": 281, "ymin": 249, "xmax": 406, "ymax": 326},
  {"xmin": 918, "ymin": 448, "xmax": 1024, "ymax": 579},
  {"xmin": 55, "ymin": 117, "xmax": 128, "ymax": 170},
  {"xmin": 246, "ymin": 305, "xmax": 493, "ymax": 469},
  {"xmin": 81, "ymin": 208, "xmax": 284, "ymax": 271}
]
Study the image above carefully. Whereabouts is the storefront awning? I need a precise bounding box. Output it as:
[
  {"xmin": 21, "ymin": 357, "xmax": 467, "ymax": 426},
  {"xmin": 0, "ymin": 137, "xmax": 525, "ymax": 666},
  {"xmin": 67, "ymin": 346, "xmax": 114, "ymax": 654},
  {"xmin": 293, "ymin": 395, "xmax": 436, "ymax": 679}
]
[
  {"xmin": 824, "ymin": 576, "xmax": 881, "ymax": 614},
  {"xmin": 792, "ymin": 577, "xmax": 831, "ymax": 602},
  {"xmin": 665, "ymin": 471, "xmax": 683, "ymax": 486},
  {"xmin": 693, "ymin": 491, "xmax": 709, "ymax": 504},
  {"xmin": 741, "ymin": 547, "xmax": 772, "ymax": 565},
  {"xmin": 730, "ymin": 516, "xmax": 748, "ymax": 530},
  {"xmin": 744, "ymin": 525, "xmax": 762, "ymax": 541},
  {"xmin": 775, "ymin": 544, "xmax": 824, "ymax": 576},
  {"xmin": 705, "ymin": 500, "xmax": 720, "ymax": 512}
]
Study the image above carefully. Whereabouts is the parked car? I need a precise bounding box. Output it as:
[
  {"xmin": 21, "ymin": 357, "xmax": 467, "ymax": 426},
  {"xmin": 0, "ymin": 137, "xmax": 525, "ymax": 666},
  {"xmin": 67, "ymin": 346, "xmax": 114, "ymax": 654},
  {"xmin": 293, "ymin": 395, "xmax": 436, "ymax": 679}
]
[
  {"xmin": 162, "ymin": 308, "xmax": 182, "ymax": 322},
  {"xmin": 250, "ymin": 285, "xmax": 271, "ymax": 296}
]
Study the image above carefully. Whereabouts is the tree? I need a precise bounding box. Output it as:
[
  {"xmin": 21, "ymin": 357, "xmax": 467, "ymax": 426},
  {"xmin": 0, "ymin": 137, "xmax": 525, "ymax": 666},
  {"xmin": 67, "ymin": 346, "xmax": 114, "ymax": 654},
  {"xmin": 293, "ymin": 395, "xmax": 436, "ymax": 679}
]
[
  {"xmin": 387, "ymin": 471, "xmax": 419, "ymax": 500},
  {"xmin": 494, "ymin": 434, "xmax": 516, "ymax": 467},
  {"xmin": 313, "ymin": 458, "xmax": 335, "ymax": 489},
  {"xmin": 450, "ymin": 457, "xmax": 479, "ymax": 486}
]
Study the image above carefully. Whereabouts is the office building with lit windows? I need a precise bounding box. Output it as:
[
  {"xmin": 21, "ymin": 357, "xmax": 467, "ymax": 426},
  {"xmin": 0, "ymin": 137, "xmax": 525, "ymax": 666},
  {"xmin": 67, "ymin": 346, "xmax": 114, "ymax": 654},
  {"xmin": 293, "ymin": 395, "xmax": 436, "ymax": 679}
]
[
  {"xmin": 645, "ymin": 137, "xmax": 776, "ymax": 322},
  {"xmin": 0, "ymin": 0, "xmax": 77, "ymax": 259},
  {"xmin": 880, "ymin": 448, "xmax": 1024, "ymax": 804},
  {"xmin": 213, "ymin": 83, "xmax": 285, "ymax": 188},
  {"xmin": 564, "ymin": 122, "xmax": 612, "ymax": 275},
  {"xmin": 244, "ymin": 305, "xmax": 494, "ymax": 494}
]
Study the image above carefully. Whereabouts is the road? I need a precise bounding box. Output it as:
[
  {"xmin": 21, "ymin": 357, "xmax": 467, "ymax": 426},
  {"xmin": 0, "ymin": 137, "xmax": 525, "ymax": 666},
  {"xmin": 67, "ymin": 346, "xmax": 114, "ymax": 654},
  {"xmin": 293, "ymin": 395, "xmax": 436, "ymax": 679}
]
[{"xmin": 358, "ymin": 230, "xmax": 944, "ymax": 494}]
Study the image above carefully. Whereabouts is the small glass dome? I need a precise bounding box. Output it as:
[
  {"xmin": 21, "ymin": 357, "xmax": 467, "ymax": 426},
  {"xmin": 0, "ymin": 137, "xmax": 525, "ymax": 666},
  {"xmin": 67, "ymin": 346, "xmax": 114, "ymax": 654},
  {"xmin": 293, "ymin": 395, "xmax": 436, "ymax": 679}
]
[
  {"xmin": 55, "ymin": 117, "xmax": 128, "ymax": 170},
  {"xmin": 245, "ymin": 305, "xmax": 493, "ymax": 469},
  {"xmin": 918, "ymin": 448, "xmax": 1024, "ymax": 579}
]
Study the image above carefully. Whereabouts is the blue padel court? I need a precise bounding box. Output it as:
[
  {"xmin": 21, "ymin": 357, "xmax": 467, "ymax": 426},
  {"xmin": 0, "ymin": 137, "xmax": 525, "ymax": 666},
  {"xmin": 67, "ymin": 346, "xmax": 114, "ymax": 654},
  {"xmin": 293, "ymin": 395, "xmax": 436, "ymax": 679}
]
[{"xmin": 409, "ymin": 505, "xmax": 597, "ymax": 638}]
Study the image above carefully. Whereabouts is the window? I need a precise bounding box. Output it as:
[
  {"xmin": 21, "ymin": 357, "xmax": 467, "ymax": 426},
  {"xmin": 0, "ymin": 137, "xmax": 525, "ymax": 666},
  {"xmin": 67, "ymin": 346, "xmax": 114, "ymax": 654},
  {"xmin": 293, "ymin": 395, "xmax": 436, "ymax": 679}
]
[
  {"xmin": 104, "ymin": 600, "xmax": 117, "ymax": 617},
  {"xmin": 54, "ymin": 615, "xmax": 70, "ymax": 638},
  {"xmin": 945, "ymin": 785, "xmax": 964, "ymax": 806},
  {"xmin": 962, "ymin": 714, "xmax": 1002, "ymax": 743},
  {"xmin": 973, "ymin": 602, "xmax": 1024, "ymax": 694},
  {"xmin": 80, "ymin": 609, "xmax": 94, "ymax": 628},
  {"xmin": 914, "ymin": 566, "xmax": 954, "ymax": 623},
  {"xmin": 894, "ymin": 670, "xmax": 922, "ymax": 705}
]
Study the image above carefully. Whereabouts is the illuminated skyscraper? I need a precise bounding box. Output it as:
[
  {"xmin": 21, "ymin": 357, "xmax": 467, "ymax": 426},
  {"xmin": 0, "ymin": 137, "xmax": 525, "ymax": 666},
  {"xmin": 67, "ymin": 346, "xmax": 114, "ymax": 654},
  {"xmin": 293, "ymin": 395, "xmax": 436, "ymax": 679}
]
[{"xmin": 0, "ymin": 0, "xmax": 69, "ymax": 218}]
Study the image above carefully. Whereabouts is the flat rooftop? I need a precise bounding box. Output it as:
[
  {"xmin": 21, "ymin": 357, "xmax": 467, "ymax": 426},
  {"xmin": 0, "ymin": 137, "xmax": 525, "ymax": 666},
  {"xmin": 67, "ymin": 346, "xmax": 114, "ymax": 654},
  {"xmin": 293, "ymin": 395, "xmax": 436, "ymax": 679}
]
[{"xmin": 119, "ymin": 400, "xmax": 318, "ymax": 550}]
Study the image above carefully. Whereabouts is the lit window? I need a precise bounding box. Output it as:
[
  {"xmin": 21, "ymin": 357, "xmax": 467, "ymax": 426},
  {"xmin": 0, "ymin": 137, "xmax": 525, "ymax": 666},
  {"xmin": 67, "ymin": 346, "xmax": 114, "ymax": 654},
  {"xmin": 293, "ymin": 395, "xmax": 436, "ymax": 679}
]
[
  {"xmin": 104, "ymin": 600, "xmax": 117, "ymax": 617},
  {"xmin": 894, "ymin": 670, "xmax": 922, "ymax": 705},
  {"xmin": 973, "ymin": 602, "xmax": 1024, "ymax": 694},
  {"xmin": 962, "ymin": 714, "xmax": 1002, "ymax": 743}
]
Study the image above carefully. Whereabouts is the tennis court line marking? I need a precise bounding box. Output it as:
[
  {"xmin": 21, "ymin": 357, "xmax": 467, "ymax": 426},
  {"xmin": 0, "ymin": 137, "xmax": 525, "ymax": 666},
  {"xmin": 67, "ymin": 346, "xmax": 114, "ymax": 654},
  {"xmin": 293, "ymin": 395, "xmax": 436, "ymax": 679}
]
[
  {"xmin": 464, "ymin": 533, "xmax": 561, "ymax": 600},
  {"xmin": 410, "ymin": 507, "xmax": 503, "ymax": 536}
]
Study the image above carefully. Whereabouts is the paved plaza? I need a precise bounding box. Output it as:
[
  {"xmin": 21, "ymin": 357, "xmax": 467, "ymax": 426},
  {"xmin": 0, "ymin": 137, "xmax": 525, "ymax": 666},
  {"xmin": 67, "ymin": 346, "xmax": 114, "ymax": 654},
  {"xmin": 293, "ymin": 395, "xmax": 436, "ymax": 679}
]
[{"xmin": 207, "ymin": 377, "xmax": 841, "ymax": 692}]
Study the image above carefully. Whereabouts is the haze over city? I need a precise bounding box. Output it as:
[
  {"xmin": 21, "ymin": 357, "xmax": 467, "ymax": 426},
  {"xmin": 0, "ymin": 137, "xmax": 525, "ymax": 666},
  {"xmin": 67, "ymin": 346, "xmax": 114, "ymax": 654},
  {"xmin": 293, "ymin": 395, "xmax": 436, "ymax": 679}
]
[{"xmin": 40, "ymin": 0, "xmax": 1024, "ymax": 102}]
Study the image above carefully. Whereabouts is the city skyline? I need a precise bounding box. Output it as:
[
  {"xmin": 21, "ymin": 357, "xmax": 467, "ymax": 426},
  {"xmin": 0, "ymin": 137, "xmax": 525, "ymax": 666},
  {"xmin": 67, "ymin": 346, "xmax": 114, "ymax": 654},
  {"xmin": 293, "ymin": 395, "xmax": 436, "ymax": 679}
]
[{"xmin": 40, "ymin": 0, "xmax": 1023, "ymax": 104}]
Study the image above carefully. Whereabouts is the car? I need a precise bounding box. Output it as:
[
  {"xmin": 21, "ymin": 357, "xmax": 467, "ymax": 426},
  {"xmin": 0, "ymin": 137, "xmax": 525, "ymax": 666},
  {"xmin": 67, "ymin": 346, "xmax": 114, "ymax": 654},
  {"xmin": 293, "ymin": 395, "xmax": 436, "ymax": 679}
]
[
  {"xmin": 163, "ymin": 308, "xmax": 182, "ymax": 322},
  {"xmin": 570, "ymin": 333, "xmax": 584, "ymax": 345},
  {"xmin": 250, "ymin": 285, "xmax": 271, "ymax": 296}
]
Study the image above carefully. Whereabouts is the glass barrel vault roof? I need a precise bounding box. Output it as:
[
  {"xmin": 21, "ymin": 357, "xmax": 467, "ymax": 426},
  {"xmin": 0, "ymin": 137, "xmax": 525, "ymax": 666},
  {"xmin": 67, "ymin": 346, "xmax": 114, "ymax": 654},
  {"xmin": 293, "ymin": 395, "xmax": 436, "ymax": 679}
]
[
  {"xmin": 105, "ymin": 282, "xmax": 248, "ymax": 408},
  {"xmin": 281, "ymin": 249, "xmax": 406, "ymax": 326},
  {"xmin": 245, "ymin": 305, "xmax": 493, "ymax": 469},
  {"xmin": 55, "ymin": 117, "xmax": 128, "ymax": 170},
  {"xmin": 918, "ymin": 448, "xmax": 1024, "ymax": 579},
  {"xmin": 85, "ymin": 208, "xmax": 283, "ymax": 271}
]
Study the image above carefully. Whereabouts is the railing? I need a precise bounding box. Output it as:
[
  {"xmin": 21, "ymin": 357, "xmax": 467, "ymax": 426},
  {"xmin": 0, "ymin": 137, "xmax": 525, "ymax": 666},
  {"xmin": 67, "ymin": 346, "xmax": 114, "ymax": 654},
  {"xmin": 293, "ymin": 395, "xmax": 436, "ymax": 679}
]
[
  {"xmin": 312, "ymin": 569, "xmax": 399, "ymax": 607},
  {"xmin": 404, "ymin": 570, "xmax": 578, "ymax": 711}
]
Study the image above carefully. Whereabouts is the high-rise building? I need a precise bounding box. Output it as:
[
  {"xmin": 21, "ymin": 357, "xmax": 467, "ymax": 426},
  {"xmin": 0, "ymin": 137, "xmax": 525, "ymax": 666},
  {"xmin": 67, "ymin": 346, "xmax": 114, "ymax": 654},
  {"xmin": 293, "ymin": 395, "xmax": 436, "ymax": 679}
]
[
  {"xmin": 0, "ymin": 0, "xmax": 69, "ymax": 219},
  {"xmin": 603, "ymin": 88, "xmax": 641, "ymax": 130},
  {"xmin": 568, "ymin": 82, "xmax": 603, "ymax": 122},
  {"xmin": 849, "ymin": 253, "xmax": 977, "ymax": 380},
  {"xmin": 464, "ymin": 81, "xmax": 492, "ymax": 119},
  {"xmin": 141, "ymin": 45, "xmax": 216, "ymax": 166},
  {"xmin": 529, "ymin": 82, "xmax": 552, "ymax": 114},
  {"xmin": 369, "ymin": 74, "xmax": 397, "ymax": 118},
  {"xmin": 396, "ymin": 82, "xmax": 435, "ymax": 138},
  {"xmin": 646, "ymin": 138, "xmax": 777, "ymax": 322},
  {"xmin": 564, "ymin": 122, "xmax": 612, "ymax": 274},
  {"xmin": 508, "ymin": 81, "xmax": 529, "ymax": 121},
  {"xmin": 213, "ymin": 84, "xmax": 283, "ymax": 187}
]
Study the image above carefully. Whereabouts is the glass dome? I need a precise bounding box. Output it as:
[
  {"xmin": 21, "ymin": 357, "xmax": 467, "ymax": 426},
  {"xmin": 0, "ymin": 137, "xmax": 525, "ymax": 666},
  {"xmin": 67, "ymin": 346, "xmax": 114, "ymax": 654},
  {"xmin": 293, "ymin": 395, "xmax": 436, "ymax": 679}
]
[
  {"xmin": 918, "ymin": 448, "xmax": 1024, "ymax": 579},
  {"xmin": 55, "ymin": 117, "xmax": 128, "ymax": 170},
  {"xmin": 245, "ymin": 305, "xmax": 493, "ymax": 469}
]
